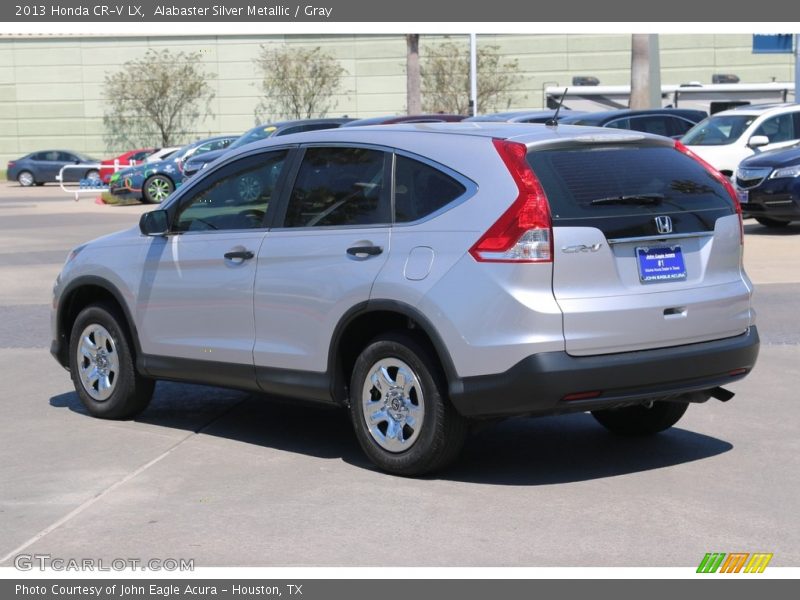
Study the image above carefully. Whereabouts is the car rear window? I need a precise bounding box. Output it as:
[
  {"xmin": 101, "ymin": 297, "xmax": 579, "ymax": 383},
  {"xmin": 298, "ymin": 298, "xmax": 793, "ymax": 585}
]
[{"xmin": 526, "ymin": 145, "xmax": 733, "ymax": 220}]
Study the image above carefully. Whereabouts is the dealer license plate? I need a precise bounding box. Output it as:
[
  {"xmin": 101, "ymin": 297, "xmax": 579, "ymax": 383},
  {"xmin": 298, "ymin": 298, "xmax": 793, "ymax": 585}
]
[{"xmin": 636, "ymin": 246, "xmax": 687, "ymax": 283}]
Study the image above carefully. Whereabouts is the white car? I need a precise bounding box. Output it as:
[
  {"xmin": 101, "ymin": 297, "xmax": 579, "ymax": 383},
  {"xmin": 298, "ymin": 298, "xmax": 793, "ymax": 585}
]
[
  {"xmin": 682, "ymin": 103, "xmax": 800, "ymax": 176},
  {"xmin": 144, "ymin": 146, "xmax": 181, "ymax": 163}
]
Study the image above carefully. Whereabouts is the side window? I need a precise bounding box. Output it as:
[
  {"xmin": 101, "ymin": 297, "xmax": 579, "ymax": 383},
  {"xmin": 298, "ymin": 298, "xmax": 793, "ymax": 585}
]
[
  {"xmin": 605, "ymin": 118, "xmax": 631, "ymax": 131},
  {"xmin": 42, "ymin": 151, "xmax": 60, "ymax": 161},
  {"xmin": 58, "ymin": 152, "xmax": 78, "ymax": 162},
  {"xmin": 174, "ymin": 150, "xmax": 288, "ymax": 232},
  {"xmin": 667, "ymin": 117, "xmax": 695, "ymax": 137},
  {"xmin": 394, "ymin": 155, "xmax": 466, "ymax": 223},
  {"xmin": 754, "ymin": 114, "xmax": 795, "ymax": 143},
  {"xmin": 626, "ymin": 116, "xmax": 669, "ymax": 137},
  {"xmin": 283, "ymin": 147, "xmax": 388, "ymax": 227},
  {"xmin": 31, "ymin": 152, "xmax": 47, "ymax": 161},
  {"xmin": 131, "ymin": 150, "xmax": 152, "ymax": 161},
  {"xmin": 277, "ymin": 126, "xmax": 304, "ymax": 136}
]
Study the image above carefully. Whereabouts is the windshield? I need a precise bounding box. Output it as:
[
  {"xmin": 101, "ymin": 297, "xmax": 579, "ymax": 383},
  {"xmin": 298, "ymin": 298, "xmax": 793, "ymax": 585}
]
[
  {"xmin": 229, "ymin": 126, "xmax": 278, "ymax": 150},
  {"xmin": 527, "ymin": 145, "xmax": 732, "ymax": 220},
  {"xmin": 681, "ymin": 115, "xmax": 756, "ymax": 146}
]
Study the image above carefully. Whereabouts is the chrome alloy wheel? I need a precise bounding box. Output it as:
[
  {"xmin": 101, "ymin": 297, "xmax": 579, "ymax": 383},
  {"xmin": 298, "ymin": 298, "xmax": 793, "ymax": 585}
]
[
  {"xmin": 76, "ymin": 324, "xmax": 120, "ymax": 401},
  {"xmin": 361, "ymin": 358, "xmax": 425, "ymax": 452}
]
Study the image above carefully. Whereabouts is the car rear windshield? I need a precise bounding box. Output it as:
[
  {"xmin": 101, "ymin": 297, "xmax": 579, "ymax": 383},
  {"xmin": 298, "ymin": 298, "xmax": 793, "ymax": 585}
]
[{"xmin": 526, "ymin": 145, "xmax": 733, "ymax": 220}]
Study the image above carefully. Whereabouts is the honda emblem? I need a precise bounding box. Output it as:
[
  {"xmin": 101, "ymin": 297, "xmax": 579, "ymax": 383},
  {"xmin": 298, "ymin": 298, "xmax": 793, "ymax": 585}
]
[{"xmin": 655, "ymin": 216, "xmax": 673, "ymax": 235}]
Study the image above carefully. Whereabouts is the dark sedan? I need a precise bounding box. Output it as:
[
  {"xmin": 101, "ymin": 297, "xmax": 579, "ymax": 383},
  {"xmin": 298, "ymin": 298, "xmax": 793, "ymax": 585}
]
[
  {"xmin": 736, "ymin": 144, "xmax": 800, "ymax": 227},
  {"xmin": 109, "ymin": 135, "xmax": 237, "ymax": 204},
  {"xmin": 7, "ymin": 150, "xmax": 101, "ymax": 186},
  {"xmin": 558, "ymin": 108, "xmax": 707, "ymax": 138},
  {"xmin": 182, "ymin": 118, "xmax": 353, "ymax": 178}
]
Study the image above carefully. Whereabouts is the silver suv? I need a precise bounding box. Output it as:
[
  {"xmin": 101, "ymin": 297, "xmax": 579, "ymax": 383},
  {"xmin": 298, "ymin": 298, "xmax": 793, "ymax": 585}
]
[{"xmin": 51, "ymin": 123, "xmax": 760, "ymax": 475}]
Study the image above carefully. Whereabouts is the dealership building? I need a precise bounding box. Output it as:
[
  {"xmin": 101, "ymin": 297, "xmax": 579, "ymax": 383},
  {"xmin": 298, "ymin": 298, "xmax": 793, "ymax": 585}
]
[{"xmin": 0, "ymin": 33, "xmax": 795, "ymax": 164}]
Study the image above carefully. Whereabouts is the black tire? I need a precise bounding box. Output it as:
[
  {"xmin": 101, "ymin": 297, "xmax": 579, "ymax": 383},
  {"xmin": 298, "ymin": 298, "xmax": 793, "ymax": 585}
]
[
  {"xmin": 349, "ymin": 331, "xmax": 468, "ymax": 476},
  {"xmin": 755, "ymin": 217, "xmax": 791, "ymax": 228},
  {"xmin": 68, "ymin": 303, "xmax": 154, "ymax": 419},
  {"xmin": 85, "ymin": 169, "xmax": 101, "ymax": 182},
  {"xmin": 17, "ymin": 170, "xmax": 35, "ymax": 187},
  {"xmin": 142, "ymin": 174, "xmax": 174, "ymax": 204},
  {"xmin": 592, "ymin": 401, "xmax": 689, "ymax": 436}
]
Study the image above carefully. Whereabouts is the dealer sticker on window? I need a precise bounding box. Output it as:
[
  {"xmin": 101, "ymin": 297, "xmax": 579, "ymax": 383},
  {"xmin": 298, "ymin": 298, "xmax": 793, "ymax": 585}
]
[{"xmin": 636, "ymin": 246, "xmax": 687, "ymax": 283}]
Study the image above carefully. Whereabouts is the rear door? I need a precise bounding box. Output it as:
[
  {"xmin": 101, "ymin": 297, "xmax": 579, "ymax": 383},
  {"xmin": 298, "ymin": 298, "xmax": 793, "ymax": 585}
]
[
  {"xmin": 527, "ymin": 137, "xmax": 752, "ymax": 356},
  {"xmin": 253, "ymin": 145, "xmax": 391, "ymax": 380}
]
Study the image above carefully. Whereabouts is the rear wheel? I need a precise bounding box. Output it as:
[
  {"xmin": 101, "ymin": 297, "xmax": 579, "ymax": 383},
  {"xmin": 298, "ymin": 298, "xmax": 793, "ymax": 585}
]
[
  {"xmin": 85, "ymin": 169, "xmax": 101, "ymax": 183},
  {"xmin": 142, "ymin": 174, "xmax": 174, "ymax": 204},
  {"xmin": 592, "ymin": 401, "xmax": 689, "ymax": 436},
  {"xmin": 69, "ymin": 303, "xmax": 154, "ymax": 419},
  {"xmin": 755, "ymin": 217, "xmax": 791, "ymax": 228},
  {"xmin": 17, "ymin": 170, "xmax": 34, "ymax": 187},
  {"xmin": 349, "ymin": 332, "xmax": 468, "ymax": 476}
]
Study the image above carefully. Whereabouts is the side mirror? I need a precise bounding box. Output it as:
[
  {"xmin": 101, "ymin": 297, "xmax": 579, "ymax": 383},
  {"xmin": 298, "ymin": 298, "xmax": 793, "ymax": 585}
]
[
  {"xmin": 139, "ymin": 210, "xmax": 169, "ymax": 236},
  {"xmin": 748, "ymin": 135, "xmax": 770, "ymax": 148}
]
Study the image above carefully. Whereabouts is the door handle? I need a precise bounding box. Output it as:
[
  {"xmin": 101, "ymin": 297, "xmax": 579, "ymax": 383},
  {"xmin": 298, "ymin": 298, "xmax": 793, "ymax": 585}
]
[
  {"xmin": 346, "ymin": 246, "xmax": 383, "ymax": 257},
  {"xmin": 224, "ymin": 250, "xmax": 254, "ymax": 260}
]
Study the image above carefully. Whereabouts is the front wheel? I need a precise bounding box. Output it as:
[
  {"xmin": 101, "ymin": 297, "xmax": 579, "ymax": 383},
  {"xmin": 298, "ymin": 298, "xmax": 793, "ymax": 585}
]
[
  {"xmin": 349, "ymin": 332, "xmax": 468, "ymax": 476},
  {"xmin": 592, "ymin": 401, "xmax": 688, "ymax": 436},
  {"xmin": 142, "ymin": 174, "xmax": 174, "ymax": 204},
  {"xmin": 69, "ymin": 303, "xmax": 154, "ymax": 419}
]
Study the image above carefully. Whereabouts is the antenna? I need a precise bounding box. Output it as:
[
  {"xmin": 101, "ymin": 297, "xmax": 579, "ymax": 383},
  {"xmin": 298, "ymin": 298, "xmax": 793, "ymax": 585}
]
[{"xmin": 545, "ymin": 87, "xmax": 568, "ymax": 128}]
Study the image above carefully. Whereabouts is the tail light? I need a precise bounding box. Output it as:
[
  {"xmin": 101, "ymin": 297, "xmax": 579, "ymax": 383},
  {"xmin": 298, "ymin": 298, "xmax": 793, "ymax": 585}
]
[
  {"xmin": 7, "ymin": 161, "xmax": 15, "ymax": 168},
  {"xmin": 675, "ymin": 140, "xmax": 743, "ymax": 245},
  {"xmin": 469, "ymin": 139, "xmax": 553, "ymax": 263}
]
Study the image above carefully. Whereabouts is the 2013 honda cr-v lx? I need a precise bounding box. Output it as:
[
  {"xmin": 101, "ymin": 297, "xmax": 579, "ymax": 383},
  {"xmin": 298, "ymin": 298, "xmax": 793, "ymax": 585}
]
[{"xmin": 51, "ymin": 123, "xmax": 759, "ymax": 475}]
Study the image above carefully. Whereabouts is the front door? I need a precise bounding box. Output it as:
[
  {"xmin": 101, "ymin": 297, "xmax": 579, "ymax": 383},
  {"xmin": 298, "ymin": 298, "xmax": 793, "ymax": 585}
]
[{"xmin": 137, "ymin": 149, "xmax": 291, "ymax": 372}]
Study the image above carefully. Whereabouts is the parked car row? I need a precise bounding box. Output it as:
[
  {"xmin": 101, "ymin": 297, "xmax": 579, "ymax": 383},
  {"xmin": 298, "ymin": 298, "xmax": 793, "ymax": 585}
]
[
  {"xmin": 7, "ymin": 150, "xmax": 102, "ymax": 186},
  {"xmin": 11, "ymin": 104, "xmax": 800, "ymax": 225},
  {"xmin": 681, "ymin": 103, "xmax": 800, "ymax": 227},
  {"xmin": 108, "ymin": 136, "xmax": 239, "ymax": 203},
  {"xmin": 6, "ymin": 146, "xmax": 179, "ymax": 187}
]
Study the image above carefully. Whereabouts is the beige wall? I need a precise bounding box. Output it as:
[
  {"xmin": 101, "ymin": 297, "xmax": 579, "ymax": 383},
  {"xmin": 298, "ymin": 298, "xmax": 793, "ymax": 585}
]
[{"xmin": 0, "ymin": 33, "xmax": 794, "ymax": 165}]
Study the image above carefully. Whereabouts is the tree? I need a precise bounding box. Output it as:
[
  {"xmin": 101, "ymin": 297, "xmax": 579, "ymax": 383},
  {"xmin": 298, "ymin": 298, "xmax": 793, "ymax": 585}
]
[
  {"xmin": 406, "ymin": 34, "xmax": 422, "ymax": 114},
  {"xmin": 254, "ymin": 45, "xmax": 345, "ymax": 121},
  {"xmin": 422, "ymin": 41, "xmax": 520, "ymax": 114},
  {"xmin": 103, "ymin": 48, "xmax": 215, "ymax": 149}
]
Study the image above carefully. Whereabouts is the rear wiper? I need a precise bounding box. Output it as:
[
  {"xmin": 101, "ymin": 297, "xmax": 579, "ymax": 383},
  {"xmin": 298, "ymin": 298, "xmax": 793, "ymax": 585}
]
[{"xmin": 590, "ymin": 194, "xmax": 664, "ymax": 206}]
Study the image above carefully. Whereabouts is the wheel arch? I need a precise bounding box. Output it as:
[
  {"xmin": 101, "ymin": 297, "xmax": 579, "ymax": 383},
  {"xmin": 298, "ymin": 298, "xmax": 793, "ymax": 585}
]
[
  {"xmin": 328, "ymin": 300, "xmax": 461, "ymax": 406},
  {"xmin": 54, "ymin": 276, "xmax": 142, "ymax": 370}
]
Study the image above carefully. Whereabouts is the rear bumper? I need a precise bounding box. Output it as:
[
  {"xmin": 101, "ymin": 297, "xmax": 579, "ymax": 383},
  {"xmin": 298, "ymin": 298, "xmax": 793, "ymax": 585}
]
[{"xmin": 449, "ymin": 327, "xmax": 759, "ymax": 418}]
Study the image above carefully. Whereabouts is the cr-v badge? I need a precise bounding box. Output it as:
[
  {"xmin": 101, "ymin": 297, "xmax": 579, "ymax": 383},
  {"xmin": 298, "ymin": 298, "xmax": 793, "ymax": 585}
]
[{"xmin": 562, "ymin": 243, "xmax": 602, "ymax": 253}]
